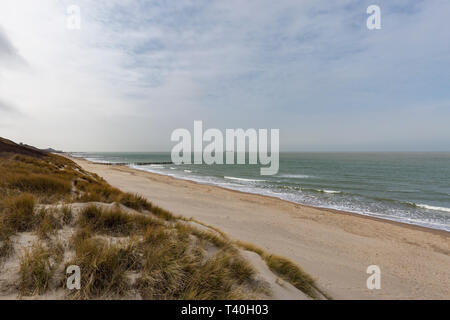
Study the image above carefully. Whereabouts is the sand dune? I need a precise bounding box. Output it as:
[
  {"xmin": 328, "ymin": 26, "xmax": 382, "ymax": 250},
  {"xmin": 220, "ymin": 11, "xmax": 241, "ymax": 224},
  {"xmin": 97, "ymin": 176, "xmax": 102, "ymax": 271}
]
[{"xmin": 71, "ymin": 157, "xmax": 450, "ymax": 300}]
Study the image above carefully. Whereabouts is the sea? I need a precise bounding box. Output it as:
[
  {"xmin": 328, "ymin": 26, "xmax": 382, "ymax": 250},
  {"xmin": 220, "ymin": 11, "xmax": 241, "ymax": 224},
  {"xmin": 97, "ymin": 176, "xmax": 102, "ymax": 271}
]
[{"xmin": 70, "ymin": 152, "xmax": 450, "ymax": 232}]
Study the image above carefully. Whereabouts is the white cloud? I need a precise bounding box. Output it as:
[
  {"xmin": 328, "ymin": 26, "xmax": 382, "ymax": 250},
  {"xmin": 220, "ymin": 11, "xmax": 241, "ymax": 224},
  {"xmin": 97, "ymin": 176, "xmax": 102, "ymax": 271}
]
[{"xmin": 0, "ymin": 0, "xmax": 449, "ymax": 151}]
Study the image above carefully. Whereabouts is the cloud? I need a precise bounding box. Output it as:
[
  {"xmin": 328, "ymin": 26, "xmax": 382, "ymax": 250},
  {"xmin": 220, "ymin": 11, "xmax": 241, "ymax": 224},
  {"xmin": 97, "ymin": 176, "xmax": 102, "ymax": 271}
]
[
  {"xmin": 0, "ymin": 27, "xmax": 16, "ymax": 57},
  {"xmin": 0, "ymin": 99, "xmax": 21, "ymax": 131},
  {"xmin": 0, "ymin": 26, "xmax": 26, "ymax": 68},
  {"xmin": 0, "ymin": 99, "xmax": 15, "ymax": 112},
  {"xmin": 0, "ymin": 0, "xmax": 449, "ymax": 151}
]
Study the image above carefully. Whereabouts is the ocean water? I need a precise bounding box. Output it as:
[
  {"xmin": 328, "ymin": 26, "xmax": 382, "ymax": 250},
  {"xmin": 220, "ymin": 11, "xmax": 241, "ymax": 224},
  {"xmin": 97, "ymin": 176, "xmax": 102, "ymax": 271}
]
[{"xmin": 71, "ymin": 152, "xmax": 450, "ymax": 232}]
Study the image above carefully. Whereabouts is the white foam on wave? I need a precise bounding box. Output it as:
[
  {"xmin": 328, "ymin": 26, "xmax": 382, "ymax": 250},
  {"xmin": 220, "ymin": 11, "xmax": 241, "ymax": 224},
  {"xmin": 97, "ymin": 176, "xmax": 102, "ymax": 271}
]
[
  {"xmin": 85, "ymin": 158, "xmax": 112, "ymax": 164},
  {"xmin": 416, "ymin": 204, "xmax": 450, "ymax": 213},
  {"xmin": 224, "ymin": 176, "xmax": 266, "ymax": 182},
  {"xmin": 184, "ymin": 170, "xmax": 192, "ymax": 173},
  {"xmin": 304, "ymin": 188, "xmax": 341, "ymax": 194},
  {"xmin": 216, "ymin": 182, "xmax": 244, "ymax": 188},
  {"xmin": 278, "ymin": 174, "xmax": 314, "ymax": 179},
  {"xmin": 322, "ymin": 189, "xmax": 341, "ymax": 194},
  {"xmin": 129, "ymin": 164, "xmax": 161, "ymax": 174}
]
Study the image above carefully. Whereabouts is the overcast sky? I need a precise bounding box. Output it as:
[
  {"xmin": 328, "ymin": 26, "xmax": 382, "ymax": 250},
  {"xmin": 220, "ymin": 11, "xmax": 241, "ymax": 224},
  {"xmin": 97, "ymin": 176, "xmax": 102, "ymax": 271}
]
[{"xmin": 0, "ymin": 0, "xmax": 449, "ymax": 151}]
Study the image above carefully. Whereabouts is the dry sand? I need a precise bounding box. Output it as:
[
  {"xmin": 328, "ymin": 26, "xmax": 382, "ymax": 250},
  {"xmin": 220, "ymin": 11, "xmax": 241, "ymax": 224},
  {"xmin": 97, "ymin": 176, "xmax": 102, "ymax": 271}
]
[{"xmin": 71, "ymin": 157, "xmax": 450, "ymax": 300}]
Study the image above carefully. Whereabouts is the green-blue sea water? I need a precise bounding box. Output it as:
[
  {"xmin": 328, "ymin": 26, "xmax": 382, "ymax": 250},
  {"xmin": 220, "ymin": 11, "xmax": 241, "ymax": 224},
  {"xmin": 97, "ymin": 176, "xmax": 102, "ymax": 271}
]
[{"xmin": 72, "ymin": 152, "xmax": 450, "ymax": 231}]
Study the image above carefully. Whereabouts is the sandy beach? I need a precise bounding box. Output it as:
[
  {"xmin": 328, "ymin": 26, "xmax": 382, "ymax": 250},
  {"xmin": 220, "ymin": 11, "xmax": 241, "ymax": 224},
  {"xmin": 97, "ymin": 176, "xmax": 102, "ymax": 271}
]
[{"xmin": 71, "ymin": 157, "xmax": 450, "ymax": 300}]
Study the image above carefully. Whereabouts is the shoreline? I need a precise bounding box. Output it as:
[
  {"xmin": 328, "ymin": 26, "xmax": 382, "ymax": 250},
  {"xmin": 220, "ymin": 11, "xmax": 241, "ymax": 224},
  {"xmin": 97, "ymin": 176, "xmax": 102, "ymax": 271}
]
[
  {"xmin": 69, "ymin": 156, "xmax": 450, "ymax": 299},
  {"xmin": 74, "ymin": 157, "xmax": 449, "ymax": 236},
  {"xmin": 138, "ymin": 165, "xmax": 450, "ymax": 236}
]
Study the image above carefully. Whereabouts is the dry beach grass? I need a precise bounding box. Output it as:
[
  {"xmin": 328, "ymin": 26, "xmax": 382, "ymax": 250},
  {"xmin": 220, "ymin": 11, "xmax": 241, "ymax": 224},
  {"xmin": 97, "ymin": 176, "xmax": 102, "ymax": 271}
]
[{"xmin": 0, "ymin": 138, "xmax": 321, "ymax": 300}]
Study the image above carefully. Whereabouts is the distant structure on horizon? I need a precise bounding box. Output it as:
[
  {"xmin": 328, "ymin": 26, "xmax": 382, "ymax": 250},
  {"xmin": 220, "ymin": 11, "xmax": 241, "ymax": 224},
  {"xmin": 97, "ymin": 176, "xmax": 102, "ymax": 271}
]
[{"xmin": 18, "ymin": 142, "xmax": 63, "ymax": 154}]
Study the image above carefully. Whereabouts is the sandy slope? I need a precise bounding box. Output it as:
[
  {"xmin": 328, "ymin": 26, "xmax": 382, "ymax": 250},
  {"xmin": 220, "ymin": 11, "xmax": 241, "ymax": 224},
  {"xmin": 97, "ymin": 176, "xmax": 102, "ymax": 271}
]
[
  {"xmin": 1, "ymin": 201, "xmax": 308, "ymax": 300},
  {"xmin": 71, "ymin": 158, "xmax": 450, "ymax": 300}
]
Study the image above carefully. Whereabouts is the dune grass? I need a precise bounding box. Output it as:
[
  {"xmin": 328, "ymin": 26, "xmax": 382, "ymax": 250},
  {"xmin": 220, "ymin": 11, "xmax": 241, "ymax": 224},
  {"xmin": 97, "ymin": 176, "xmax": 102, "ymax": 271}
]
[
  {"xmin": 118, "ymin": 192, "xmax": 176, "ymax": 221},
  {"xmin": 136, "ymin": 231, "xmax": 255, "ymax": 300},
  {"xmin": 19, "ymin": 243, "xmax": 55, "ymax": 295},
  {"xmin": 67, "ymin": 236, "xmax": 139, "ymax": 299},
  {"xmin": 117, "ymin": 193, "xmax": 150, "ymax": 211},
  {"xmin": 0, "ymin": 154, "xmax": 76, "ymax": 203},
  {"xmin": 7, "ymin": 174, "xmax": 71, "ymax": 195},
  {"xmin": 77, "ymin": 205, "xmax": 162, "ymax": 237},
  {"xmin": 0, "ymin": 194, "xmax": 36, "ymax": 237},
  {"xmin": 0, "ymin": 151, "xmax": 326, "ymax": 300},
  {"xmin": 36, "ymin": 208, "xmax": 62, "ymax": 239},
  {"xmin": 61, "ymin": 205, "xmax": 73, "ymax": 225},
  {"xmin": 235, "ymin": 241, "xmax": 329, "ymax": 299},
  {"xmin": 0, "ymin": 194, "xmax": 37, "ymax": 265},
  {"xmin": 0, "ymin": 238, "xmax": 13, "ymax": 261},
  {"xmin": 68, "ymin": 204, "xmax": 258, "ymax": 300},
  {"xmin": 75, "ymin": 179, "xmax": 122, "ymax": 203}
]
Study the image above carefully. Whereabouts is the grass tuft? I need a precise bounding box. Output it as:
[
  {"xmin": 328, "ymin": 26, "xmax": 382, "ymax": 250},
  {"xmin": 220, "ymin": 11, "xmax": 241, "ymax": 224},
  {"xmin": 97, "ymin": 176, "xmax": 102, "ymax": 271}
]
[
  {"xmin": 61, "ymin": 205, "xmax": 73, "ymax": 225},
  {"xmin": 76, "ymin": 180, "xmax": 122, "ymax": 203},
  {"xmin": 119, "ymin": 192, "xmax": 175, "ymax": 221},
  {"xmin": 67, "ymin": 237, "xmax": 138, "ymax": 299},
  {"xmin": 7, "ymin": 174, "xmax": 71, "ymax": 195},
  {"xmin": 265, "ymin": 254, "xmax": 319, "ymax": 299},
  {"xmin": 0, "ymin": 194, "xmax": 36, "ymax": 236},
  {"xmin": 36, "ymin": 209, "xmax": 62, "ymax": 239},
  {"xmin": 136, "ymin": 234, "xmax": 255, "ymax": 300},
  {"xmin": 19, "ymin": 243, "xmax": 55, "ymax": 296},
  {"xmin": 0, "ymin": 238, "xmax": 14, "ymax": 261},
  {"xmin": 77, "ymin": 205, "xmax": 161, "ymax": 236},
  {"xmin": 236, "ymin": 241, "xmax": 326, "ymax": 299}
]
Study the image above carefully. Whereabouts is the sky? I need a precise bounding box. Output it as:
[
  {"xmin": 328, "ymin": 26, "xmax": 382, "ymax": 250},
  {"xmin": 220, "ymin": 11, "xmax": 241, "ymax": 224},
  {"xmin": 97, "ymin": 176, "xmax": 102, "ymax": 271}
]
[{"xmin": 0, "ymin": 0, "xmax": 449, "ymax": 152}]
